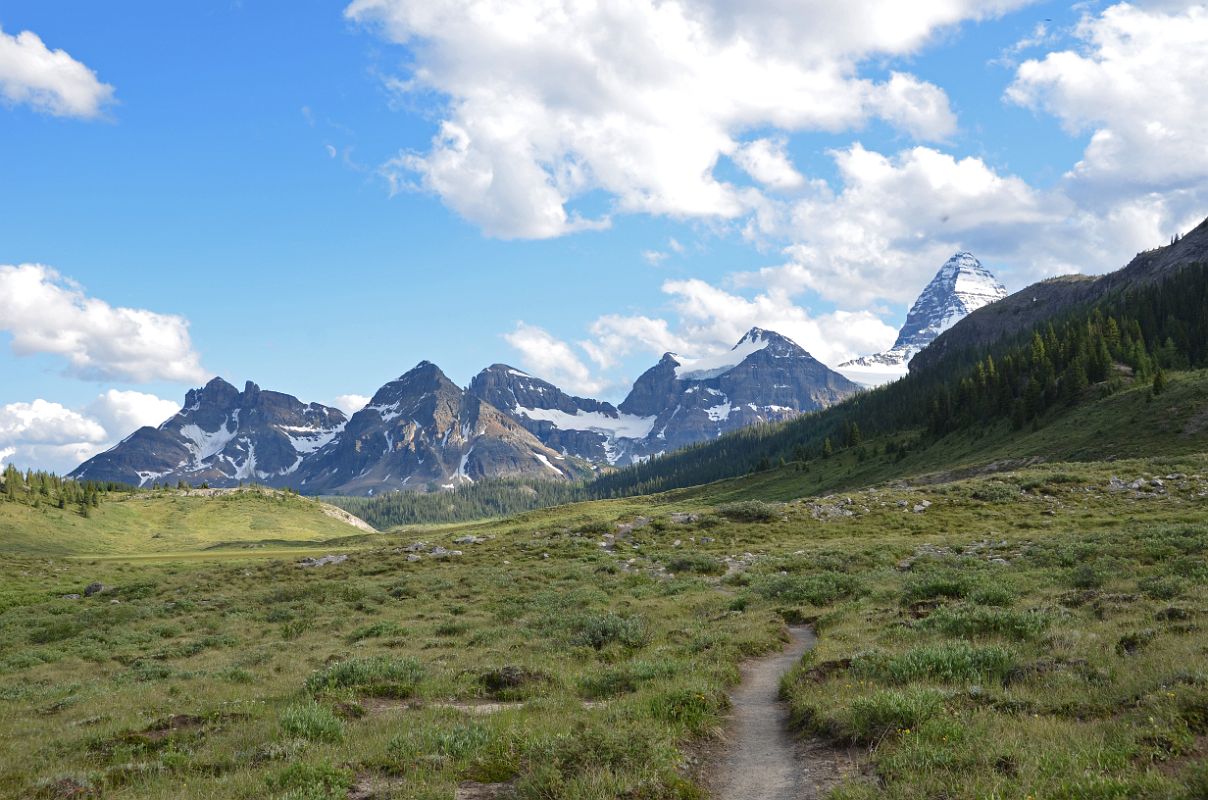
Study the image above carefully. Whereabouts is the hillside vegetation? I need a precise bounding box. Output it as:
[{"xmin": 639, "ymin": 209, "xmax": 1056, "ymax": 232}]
[
  {"xmin": 0, "ymin": 455, "xmax": 1205, "ymax": 798},
  {"xmin": 0, "ymin": 485, "xmax": 377, "ymax": 556}
]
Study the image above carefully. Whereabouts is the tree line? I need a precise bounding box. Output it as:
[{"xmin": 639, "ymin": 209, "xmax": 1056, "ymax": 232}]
[{"xmin": 587, "ymin": 261, "xmax": 1208, "ymax": 498}]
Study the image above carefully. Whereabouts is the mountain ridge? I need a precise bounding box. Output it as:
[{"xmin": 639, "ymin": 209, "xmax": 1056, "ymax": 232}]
[{"xmin": 69, "ymin": 327, "xmax": 859, "ymax": 494}]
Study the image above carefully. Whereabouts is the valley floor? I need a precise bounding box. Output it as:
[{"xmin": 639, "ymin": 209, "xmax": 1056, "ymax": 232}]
[{"xmin": 1, "ymin": 456, "xmax": 1207, "ymax": 799}]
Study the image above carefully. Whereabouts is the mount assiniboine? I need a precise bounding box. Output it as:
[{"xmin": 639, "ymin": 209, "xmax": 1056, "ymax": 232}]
[
  {"xmin": 839, "ymin": 252, "xmax": 1007, "ymax": 386},
  {"xmin": 70, "ymin": 328, "xmax": 860, "ymax": 495}
]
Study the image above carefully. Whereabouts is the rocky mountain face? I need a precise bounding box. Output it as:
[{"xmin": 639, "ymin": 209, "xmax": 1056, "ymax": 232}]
[
  {"xmin": 616, "ymin": 329, "xmax": 859, "ymax": 460},
  {"xmin": 912, "ymin": 217, "xmax": 1208, "ymax": 372},
  {"xmin": 467, "ymin": 365, "xmax": 644, "ymax": 464},
  {"xmin": 71, "ymin": 328, "xmax": 861, "ymax": 494},
  {"xmin": 839, "ymin": 252, "xmax": 1007, "ymax": 385},
  {"xmin": 70, "ymin": 379, "xmax": 346, "ymax": 488},
  {"xmin": 293, "ymin": 362, "xmax": 586, "ymax": 495}
]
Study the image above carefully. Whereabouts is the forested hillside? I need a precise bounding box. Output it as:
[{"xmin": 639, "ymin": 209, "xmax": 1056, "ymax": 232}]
[{"xmin": 588, "ymin": 261, "xmax": 1208, "ymax": 498}]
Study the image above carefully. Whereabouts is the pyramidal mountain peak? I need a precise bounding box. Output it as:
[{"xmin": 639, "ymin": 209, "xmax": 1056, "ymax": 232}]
[{"xmin": 839, "ymin": 251, "xmax": 1007, "ymax": 385}]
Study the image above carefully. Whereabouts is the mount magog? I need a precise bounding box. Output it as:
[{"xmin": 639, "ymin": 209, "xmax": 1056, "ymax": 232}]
[
  {"xmin": 839, "ymin": 252, "xmax": 1007, "ymax": 385},
  {"xmin": 70, "ymin": 328, "xmax": 860, "ymax": 494}
]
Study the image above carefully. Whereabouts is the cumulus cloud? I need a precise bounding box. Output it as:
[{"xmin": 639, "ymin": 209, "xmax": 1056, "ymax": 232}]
[
  {"xmin": 506, "ymin": 276, "xmax": 899, "ymax": 401},
  {"xmin": 1006, "ymin": 2, "xmax": 1208, "ymax": 234},
  {"xmin": 503, "ymin": 322, "xmax": 609, "ymax": 395},
  {"xmin": 732, "ymin": 138, "xmax": 806, "ymax": 192},
  {"xmin": 0, "ymin": 390, "xmax": 180, "ymax": 473},
  {"xmin": 86, "ymin": 390, "xmax": 180, "ymax": 438},
  {"xmin": 0, "ymin": 399, "xmax": 109, "ymax": 473},
  {"xmin": 332, "ymin": 394, "xmax": 371, "ymax": 416},
  {"xmin": 345, "ymin": 0, "xmax": 1021, "ymax": 238},
  {"xmin": 0, "ymin": 26, "xmax": 114, "ymax": 118},
  {"xmin": 0, "ymin": 264, "xmax": 208, "ymax": 384},
  {"xmin": 741, "ymin": 143, "xmax": 1058, "ymax": 306}
]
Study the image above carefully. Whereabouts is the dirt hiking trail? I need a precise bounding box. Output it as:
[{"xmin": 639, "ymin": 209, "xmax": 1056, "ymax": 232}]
[{"xmin": 711, "ymin": 625, "xmax": 857, "ymax": 800}]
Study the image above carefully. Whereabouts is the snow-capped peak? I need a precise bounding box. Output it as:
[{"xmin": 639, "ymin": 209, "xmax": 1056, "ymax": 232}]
[
  {"xmin": 673, "ymin": 329, "xmax": 771, "ymax": 380},
  {"xmin": 839, "ymin": 252, "xmax": 1007, "ymax": 384}
]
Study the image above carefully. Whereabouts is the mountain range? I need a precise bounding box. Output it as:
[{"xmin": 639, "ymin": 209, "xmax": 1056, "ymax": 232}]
[{"xmin": 71, "ymin": 255, "xmax": 1008, "ymax": 495}]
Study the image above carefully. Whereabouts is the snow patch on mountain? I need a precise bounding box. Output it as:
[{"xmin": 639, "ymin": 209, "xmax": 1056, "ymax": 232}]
[
  {"xmin": 178, "ymin": 419, "xmax": 238, "ymax": 467},
  {"xmin": 279, "ymin": 423, "xmax": 345, "ymax": 454},
  {"xmin": 515, "ymin": 406, "xmax": 657, "ymax": 439},
  {"xmin": 673, "ymin": 330, "xmax": 772, "ymax": 380}
]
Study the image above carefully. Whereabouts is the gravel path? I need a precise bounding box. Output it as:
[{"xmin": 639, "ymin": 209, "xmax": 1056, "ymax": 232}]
[{"xmin": 713, "ymin": 625, "xmax": 843, "ymax": 800}]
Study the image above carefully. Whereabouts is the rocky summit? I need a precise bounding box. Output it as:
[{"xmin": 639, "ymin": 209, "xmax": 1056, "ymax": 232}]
[
  {"xmin": 292, "ymin": 361, "xmax": 588, "ymax": 495},
  {"xmin": 840, "ymin": 252, "xmax": 1007, "ymax": 385},
  {"xmin": 69, "ymin": 379, "xmax": 346, "ymax": 488},
  {"xmin": 71, "ymin": 328, "xmax": 860, "ymax": 494}
]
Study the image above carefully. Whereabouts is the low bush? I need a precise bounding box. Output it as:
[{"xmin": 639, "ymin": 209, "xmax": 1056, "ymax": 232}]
[
  {"xmin": 665, "ymin": 553, "xmax": 725, "ymax": 576},
  {"xmin": 572, "ymin": 614, "xmax": 648, "ymax": 650},
  {"xmin": 305, "ymin": 656, "xmax": 424, "ymax": 698},
  {"xmin": 752, "ymin": 572, "xmax": 863, "ymax": 606},
  {"xmin": 716, "ymin": 501, "xmax": 780, "ymax": 522},
  {"xmin": 842, "ymin": 688, "xmax": 946, "ymax": 743},
  {"xmin": 852, "ymin": 642, "xmax": 1017, "ymax": 684},
  {"xmin": 279, "ymin": 702, "xmax": 343, "ymax": 743},
  {"xmin": 920, "ymin": 605, "xmax": 1050, "ymax": 640}
]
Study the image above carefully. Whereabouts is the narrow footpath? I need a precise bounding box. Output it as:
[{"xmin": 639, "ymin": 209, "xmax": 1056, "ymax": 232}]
[{"xmin": 712, "ymin": 625, "xmax": 853, "ymax": 800}]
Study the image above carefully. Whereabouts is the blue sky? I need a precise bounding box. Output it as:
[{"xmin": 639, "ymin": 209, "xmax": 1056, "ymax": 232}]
[{"xmin": 2, "ymin": 0, "xmax": 1207, "ymax": 471}]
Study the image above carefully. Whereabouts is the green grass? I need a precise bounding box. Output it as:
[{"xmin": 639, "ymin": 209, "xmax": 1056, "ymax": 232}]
[
  {"xmin": 1, "ymin": 447, "xmax": 1207, "ymax": 797},
  {"xmin": 0, "ymin": 487, "xmax": 378, "ymax": 556}
]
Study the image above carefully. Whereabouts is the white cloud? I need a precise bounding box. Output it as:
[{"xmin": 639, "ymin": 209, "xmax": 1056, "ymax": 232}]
[
  {"xmin": 0, "ymin": 399, "xmax": 109, "ymax": 474},
  {"xmin": 741, "ymin": 143, "xmax": 1055, "ymax": 306},
  {"xmin": 346, "ymin": 0, "xmax": 1022, "ymax": 238},
  {"xmin": 1007, "ymin": 3, "xmax": 1208, "ymax": 201},
  {"xmin": 732, "ymin": 138, "xmax": 805, "ymax": 191},
  {"xmin": 86, "ymin": 390, "xmax": 180, "ymax": 437},
  {"xmin": 0, "ymin": 391, "xmax": 179, "ymax": 474},
  {"xmin": 332, "ymin": 394, "xmax": 371, "ymax": 416},
  {"xmin": 0, "ymin": 264, "xmax": 208, "ymax": 384},
  {"xmin": 0, "ymin": 26, "xmax": 114, "ymax": 118},
  {"xmin": 503, "ymin": 322, "xmax": 608, "ymax": 395}
]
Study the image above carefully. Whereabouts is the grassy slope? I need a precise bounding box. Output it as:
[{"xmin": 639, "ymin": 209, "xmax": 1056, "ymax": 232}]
[
  {"xmin": 1, "ymin": 455, "xmax": 1206, "ymax": 798},
  {"xmin": 0, "ymin": 488, "xmax": 379, "ymax": 557},
  {"xmin": 654, "ymin": 367, "xmax": 1208, "ymax": 507}
]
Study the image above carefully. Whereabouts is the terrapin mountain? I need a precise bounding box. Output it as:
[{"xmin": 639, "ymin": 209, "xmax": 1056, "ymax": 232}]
[
  {"xmin": 839, "ymin": 252, "xmax": 1007, "ymax": 385},
  {"xmin": 70, "ymin": 328, "xmax": 860, "ymax": 494}
]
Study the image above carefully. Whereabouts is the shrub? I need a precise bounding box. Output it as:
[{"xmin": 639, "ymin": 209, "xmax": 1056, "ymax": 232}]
[
  {"xmin": 1069, "ymin": 564, "xmax": 1106, "ymax": 589},
  {"xmin": 1138, "ymin": 575, "xmax": 1186, "ymax": 600},
  {"xmin": 572, "ymin": 614, "xmax": 648, "ymax": 650},
  {"xmin": 920, "ymin": 605, "xmax": 1050, "ymax": 640},
  {"xmin": 665, "ymin": 553, "xmax": 725, "ymax": 576},
  {"xmin": 970, "ymin": 484, "xmax": 1017, "ymax": 503},
  {"xmin": 266, "ymin": 761, "xmax": 352, "ymax": 800},
  {"xmin": 388, "ymin": 722, "xmax": 491, "ymax": 768},
  {"xmin": 346, "ymin": 621, "xmax": 407, "ymax": 642},
  {"xmin": 647, "ymin": 686, "xmax": 728, "ymax": 734},
  {"xmin": 578, "ymin": 667, "xmax": 639, "ymax": 699},
  {"xmin": 902, "ymin": 573, "xmax": 975, "ymax": 604},
  {"xmin": 305, "ymin": 656, "xmax": 424, "ymax": 698},
  {"xmin": 842, "ymin": 688, "xmax": 946, "ymax": 743},
  {"xmin": 967, "ymin": 584, "xmax": 1016, "ymax": 607},
  {"xmin": 752, "ymin": 572, "xmax": 863, "ymax": 606},
  {"xmin": 852, "ymin": 643, "xmax": 1017, "ymax": 684},
  {"xmin": 716, "ymin": 501, "xmax": 780, "ymax": 522},
  {"xmin": 279, "ymin": 701, "xmax": 343, "ymax": 743}
]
